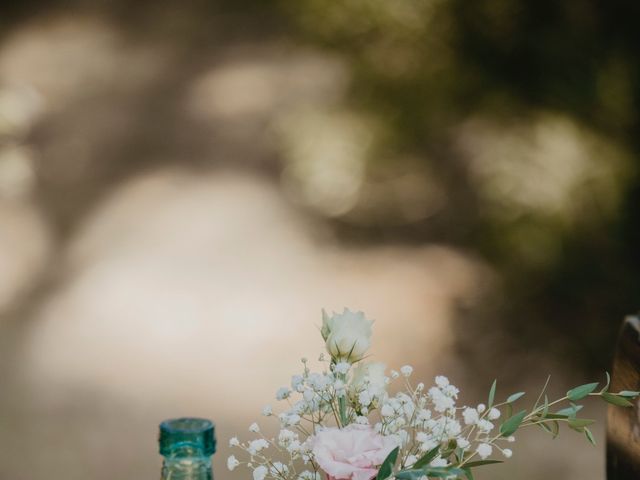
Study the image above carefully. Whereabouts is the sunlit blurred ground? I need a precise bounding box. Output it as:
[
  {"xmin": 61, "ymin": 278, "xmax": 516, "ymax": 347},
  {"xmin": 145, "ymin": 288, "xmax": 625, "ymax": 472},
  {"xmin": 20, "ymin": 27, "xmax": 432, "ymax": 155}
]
[{"xmin": 0, "ymin": 10, "xmax": 616, "ymax": 480}]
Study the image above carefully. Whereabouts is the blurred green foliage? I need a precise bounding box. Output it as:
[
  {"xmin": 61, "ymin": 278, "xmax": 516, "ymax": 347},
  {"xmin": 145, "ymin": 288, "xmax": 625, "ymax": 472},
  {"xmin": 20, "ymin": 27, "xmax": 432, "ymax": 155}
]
[
  {"xmin": 279, "ymin": 0, "xmax": 640, "ymax": 373},
  {"xmin": 2, "ymin": 0, "xmax": 639, "ymax": 373}
]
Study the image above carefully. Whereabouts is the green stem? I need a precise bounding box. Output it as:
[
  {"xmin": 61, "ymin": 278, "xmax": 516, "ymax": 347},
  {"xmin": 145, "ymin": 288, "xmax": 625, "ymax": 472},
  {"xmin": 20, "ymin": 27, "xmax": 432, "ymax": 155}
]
[{"xmin": 338, "ymin": 372, "xmax": 348, "ymax": 426}]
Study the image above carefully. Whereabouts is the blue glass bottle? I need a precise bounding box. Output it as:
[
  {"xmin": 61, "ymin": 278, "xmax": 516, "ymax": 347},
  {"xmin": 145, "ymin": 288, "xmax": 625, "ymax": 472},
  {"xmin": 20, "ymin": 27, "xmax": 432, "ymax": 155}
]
[{"xmin": 159, "ymin": 418, "xmax": 216, "ymax": 480}]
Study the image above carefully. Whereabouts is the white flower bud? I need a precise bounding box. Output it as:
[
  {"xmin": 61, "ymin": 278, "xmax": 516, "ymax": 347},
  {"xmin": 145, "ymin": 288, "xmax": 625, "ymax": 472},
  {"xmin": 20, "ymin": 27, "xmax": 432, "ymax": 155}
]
[
  {"xmin": 400, "ymin": 365, "xmax": 413, "ymax": 377},
  {"xmin": 322, "ymin": 308, "xmax": 373, "ymax": 362},
  {"xmin": 227, "ymin": 455, "xmax": 240, "ymax": 471},
  {"xmin": 488, "ymin": 407, "xmax": 501, "ymax": 420}
]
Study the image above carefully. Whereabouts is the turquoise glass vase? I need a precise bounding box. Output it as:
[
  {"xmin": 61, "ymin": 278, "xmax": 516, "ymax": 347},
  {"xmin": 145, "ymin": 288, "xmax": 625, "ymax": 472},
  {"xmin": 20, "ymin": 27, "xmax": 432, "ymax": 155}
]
[{"xmin": 159, "ymin": 418, "xmax": 216, "ymax": 480}]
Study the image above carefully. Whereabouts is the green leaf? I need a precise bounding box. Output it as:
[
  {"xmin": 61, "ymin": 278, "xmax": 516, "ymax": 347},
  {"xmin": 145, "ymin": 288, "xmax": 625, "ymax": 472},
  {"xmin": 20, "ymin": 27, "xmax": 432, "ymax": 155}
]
[
  {"xmin": 602, "ymin": 392, "xmax": 634, "ymax": 407},
  {"xmin": 584, "ymin": 427, "xmax": 596, "ymax": 446},
  {"xmin": 462, "ymin": 468, "xmax": 474, "ymax": 480},
  {"xmin": 500, "ymin": 410, "xmax": 527, "ymax": 437},
  {"xmin": 424, "ymin": 467, "xmax": 466, "ymax": 478},
  {"xmin": 462, "ymin": 460, "xmax": 504, "ymax": 468},
  {"xmin": 556, "ymin": 405, "xmax": 583, "ymax": 417},
  {"xmin": 618, "ymin": 390, "xmax": 640, "ymax": 398},
  {"xmin": 488, "ymin": 379, "xmax": 497, "ymax": 408},
  {"xmin": 506, "ymin": 392, "xmax": 525, "ymax": 403},
  {"xmin": 568, "ymin": 418, "xmax": 595, "ymax": 431},
  {"xmin": 394, "ymin": 470, "xmax": 425, "ymax": 480},
  {"xmin": 412, "ymin": 445, "xmax": 440, "ymax": 470},
  {"xmin": 376, "ymin": 446, "xmax": 399, "ymax": 480},
  {"xmin": 543, "ymin": 413, "xmax": 569, "ymax": 420},
  {"xmin": 567, "ymin": 383, "xmax": 599, "ymax": 401},
  {"xmin": 541, "ymin": 395, "xmax": 549, "ymax": 418},
  {"xmin": 537, "ymin": 421, "xmax": 557, "ymax": 437}
]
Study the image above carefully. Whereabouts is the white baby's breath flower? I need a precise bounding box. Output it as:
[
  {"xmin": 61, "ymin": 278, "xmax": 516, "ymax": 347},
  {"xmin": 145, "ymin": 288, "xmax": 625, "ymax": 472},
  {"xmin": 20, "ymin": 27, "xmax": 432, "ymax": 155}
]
[
  {"xmin": 270, "ymin": 462, "xmax": 289, "ymax": 476},
  {"xmin": 351, "ymin": 362, "xmax": 387, "ymax": 397},
  {"xmin": 227, "ymin": 455, "xmax": 240, "ymax": 471},
  {"xmin": 390, "ymin": 370, "xmax": 400, "ymax": 379},
  {"xmin": 507, "ymin": 436, "xmax": 516, "ymax": 443},
  {"xmin": 457, "ymin": 438, "xmax": 470, "ymax": 449},
  {"xmin": 476, "ymin": 443, "xmax": 493, "ymax": 459},
  {"xmin": 405, "ymin": 454, "xmax": 418, "ymax": 467},
  {"xmin": 445, "ymin": 419, "xmax": 461, "ymax": 438},
  {"xmin": 477, "ymin": 419, "xmax": 494, "ymax": 433},
  {"xmin": 249, "ymin": 422, "xmax": 260, "ymax": 433},
  {"xmin": 435, "ymin": 376, "xmax": 449, "ymax": 387},
  {"xmin": 299, "ymin": 471, "xmax": 319, "ymax": 480},
  {"xmin": 380, "ymin": 404, "xmax": 395, "ymax": 417},
  {"xmin": 400, "ymin": 365, "xmax": 413, "ymax": 377},
  {"xmin": 253, "ymin": 465, "xmax": 268, "ymax": 480},
  {"xmin": 358, "ymin": 390, "xmax": 372, "ymax": 406},
  {"xmin": 428, "ymin": 387, "xmax": 455, "ymax": 412},
  {"xmin": 322, "ymin": 308, "xmax": 373, "ymax": 362},
  {"xmin": 488, "ymin": 407, "xmax": 501, "ymax": 420},
  {"xmin": 229, "ymin": 436, "xmax": 240, "ymax": 447},
  {"xmin": 248, "ymin": 439, "xmax": 269, "ymax": 455},
  {"xmin": 334, "ymin": 362, "xmax": 351, "ymax": 374},
  {"xmin": 291, "ymin": 375, "xmax": 304, "ymax": 392},
  {"xmin": 463, "ymin": 407, "xmax": 479, "ymax": 425},
  {"xmin": 503, "ymin": 448, "xmax": 513, "ymax": 458},
  {"xmin": 276, "ymin": 387, "xmax": 291, "ymax": 400},
  {"xmin": 284, "ymin": 414, "xmax": 301, "ymax": 426},
  {"xmin": 443, "ymin": 384, "xmax": 459, "ymax": 398},
  {"xmin": 477, "ymin": 403, "xmax": 486, "ymax": 413},
  {"xmin": 355, "ymin": 416, "xmax": 370, "ymax": 425},
  {"xmin": 262, "ymin": 405, "xmax": 273, "ymax": 416},
  {"xmin": 303, "ymin": 390, "xmax": 315, "ymax": 403},
  {"xmin": 430, "ymin": 457, "xmax": 448, "ymax": 467}
]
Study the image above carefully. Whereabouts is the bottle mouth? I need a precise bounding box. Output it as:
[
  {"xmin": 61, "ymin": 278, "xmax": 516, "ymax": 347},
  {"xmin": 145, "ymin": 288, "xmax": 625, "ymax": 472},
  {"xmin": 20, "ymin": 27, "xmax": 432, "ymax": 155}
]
[{"xmin": 159, "ymin": 418, "xmax": 216, "ymax": 457}]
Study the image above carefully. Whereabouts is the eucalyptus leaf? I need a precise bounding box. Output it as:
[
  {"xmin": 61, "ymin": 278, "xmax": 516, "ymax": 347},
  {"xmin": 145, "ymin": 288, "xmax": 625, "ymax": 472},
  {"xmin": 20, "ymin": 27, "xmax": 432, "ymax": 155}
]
[
  {"xmin": 568, "ymin": 418, "xmax": 595, "ymax": 431},
  {"xmin": 544, "ymin": 413, "xmax": 570, "ymax": 420},
  {"xmin": 567, "ymin": 383, "xmax": 599, "ymax": 401},
  {"xmin": 556, "ymin": 405, "xmax": 583, "ymax": 417},
  {"xmin": 412, "ymin": 445, "xmax": 440, "ymax": 470},
  {"xmin": 541, "ymin": 395, "xmax": 549, "ymax": 418},
  {"xmin": 537, "ymin": 422, "xmax": 553, "ymax": 436},
  {"xmin": 618, "ymin": 390, "xmax": 640, "ymax": 398},
  {"xmin": 500, "ymin": 410, "xmax": 527, "ymax": 437},
  {"xmin": 584, "ymin": 427, "xmax": 596, "ymax": 446},
  {"xmin": 462, "ymin": 460, "xmax": 504, "ymax": 468},
  {"xmin": 506, "ymin": 392, "xmax": 525, "ymax": 403},
  {"xmin": 488, "ymin": 379, "xmax": 497, "ymax": 408},
  {"xmin": 462, "ymin": 467, "xmax": 474, "ymax": 480},
  {"xmin": 602, "ymin": 392, "xmax": 634, "ymax": 407},
  {"xmin": 376, "ymin": 446, "xmax": 399, "ymax": 480},
  {"xmin": 395, "ymin": 470, "xmax": 426, "ymax": 480},
  {"xmin": 424, "ymin": 467, "xmax": 466, "ymax": 478}
]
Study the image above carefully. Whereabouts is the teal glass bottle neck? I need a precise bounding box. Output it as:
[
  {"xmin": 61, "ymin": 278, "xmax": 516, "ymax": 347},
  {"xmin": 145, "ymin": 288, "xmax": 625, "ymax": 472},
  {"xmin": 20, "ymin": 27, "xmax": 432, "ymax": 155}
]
[
  {"xmin": 161, "ymin": 455, "xmax": 212, "ymax": 480},
  {"xmin": 159, "ymin": 418, "xmax": 216, "ymax": 480}
]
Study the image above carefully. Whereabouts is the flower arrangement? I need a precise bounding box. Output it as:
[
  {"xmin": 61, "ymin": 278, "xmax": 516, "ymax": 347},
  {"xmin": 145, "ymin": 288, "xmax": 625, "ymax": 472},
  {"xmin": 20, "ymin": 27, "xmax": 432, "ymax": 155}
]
[{"xmin": 227, "ymin": 309, "xmax": 639, "ymax": 480}]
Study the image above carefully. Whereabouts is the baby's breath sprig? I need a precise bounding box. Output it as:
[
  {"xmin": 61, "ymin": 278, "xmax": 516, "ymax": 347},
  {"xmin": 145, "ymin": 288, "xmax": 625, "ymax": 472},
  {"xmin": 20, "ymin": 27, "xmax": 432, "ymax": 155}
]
[{"xmin": 226, "ymin": 309, "xmax": 640, "ymax": 480}]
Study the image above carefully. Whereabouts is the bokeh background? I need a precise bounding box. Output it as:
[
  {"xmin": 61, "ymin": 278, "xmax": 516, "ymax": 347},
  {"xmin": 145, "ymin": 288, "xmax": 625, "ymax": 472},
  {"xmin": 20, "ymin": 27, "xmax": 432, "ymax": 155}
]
[{"xmin": 0, "ymin": 1, "xmax": 638, "ymax": 479}]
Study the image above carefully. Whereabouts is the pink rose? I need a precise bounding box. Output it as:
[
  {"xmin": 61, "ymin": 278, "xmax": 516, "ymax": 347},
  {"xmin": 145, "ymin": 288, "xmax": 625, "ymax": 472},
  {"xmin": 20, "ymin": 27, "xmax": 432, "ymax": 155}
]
[{"xmin": 309, "ymin": 424, "xmax": 398, "ymax": 480}]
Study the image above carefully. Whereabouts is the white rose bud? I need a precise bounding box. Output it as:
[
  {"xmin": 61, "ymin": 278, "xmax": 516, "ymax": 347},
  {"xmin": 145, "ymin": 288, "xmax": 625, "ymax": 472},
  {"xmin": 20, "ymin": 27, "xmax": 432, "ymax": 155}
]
[{"xmin": 321, "ymin": 308, "xmax": 373, "ymax": 362}]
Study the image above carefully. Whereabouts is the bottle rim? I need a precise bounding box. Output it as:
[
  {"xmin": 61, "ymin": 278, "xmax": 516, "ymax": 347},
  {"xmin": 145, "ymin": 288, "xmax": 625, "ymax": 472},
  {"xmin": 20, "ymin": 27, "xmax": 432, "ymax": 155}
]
[{"xmin": 159, "ymin": 417, "xmax": 216, "ymax": 456}]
